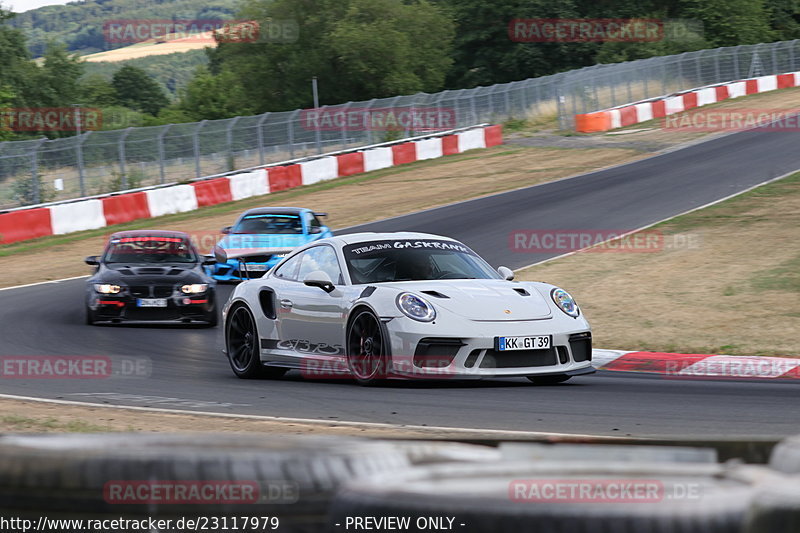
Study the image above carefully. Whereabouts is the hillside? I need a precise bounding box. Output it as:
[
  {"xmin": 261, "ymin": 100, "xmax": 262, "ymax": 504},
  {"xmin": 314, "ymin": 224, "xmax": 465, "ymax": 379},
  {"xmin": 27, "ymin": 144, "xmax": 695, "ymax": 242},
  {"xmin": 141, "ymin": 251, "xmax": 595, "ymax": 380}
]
[{"xmin": 9, "ymin": 0, "xmax": 238, "ymax": 57}]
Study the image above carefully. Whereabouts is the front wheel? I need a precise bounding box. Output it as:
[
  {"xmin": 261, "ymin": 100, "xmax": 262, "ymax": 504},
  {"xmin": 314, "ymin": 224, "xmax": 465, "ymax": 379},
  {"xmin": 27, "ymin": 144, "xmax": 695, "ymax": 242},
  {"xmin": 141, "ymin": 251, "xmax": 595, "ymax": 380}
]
[
  {"xmin": 527, "ymin": 374, "xmax": 572, "ymax": 385},
  {"xmin": 346, "ymin": 309, "xmax": 388, "ymax": 386},
  {"xmin": 85, "ymin": 306, "xmax": 95, "ymax": 326},
  {"xmin": 226, "ymin": 304, "xmax": 284, "ymax": 379}
]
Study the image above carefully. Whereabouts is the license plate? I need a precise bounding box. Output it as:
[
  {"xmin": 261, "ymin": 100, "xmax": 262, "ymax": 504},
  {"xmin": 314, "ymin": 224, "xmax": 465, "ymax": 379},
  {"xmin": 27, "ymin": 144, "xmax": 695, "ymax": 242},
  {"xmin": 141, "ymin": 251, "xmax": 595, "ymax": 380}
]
[
  {"xmin": 244, "ymin": 264, "xmax": 267, "ymax": 271},
  {"xmin": 137, "ymin": 298, "xmax": 167, "ymax": 308},
  {"xmin": 497, "ymin": 335, "xmax": 551, "ymax": 351}
]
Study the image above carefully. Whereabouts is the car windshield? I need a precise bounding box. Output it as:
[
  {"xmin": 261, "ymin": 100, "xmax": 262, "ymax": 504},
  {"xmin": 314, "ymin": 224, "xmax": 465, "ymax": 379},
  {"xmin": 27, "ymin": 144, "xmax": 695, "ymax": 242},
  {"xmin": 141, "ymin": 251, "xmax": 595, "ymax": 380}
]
[
  {"xmin": 233, "ymin": 214, "xmax": 303, "ymax": 234},
  {"xmin": 343, "ymin": 239, "xmax": 501, "ymax": 284},
  {"xmin": 103, "ymin": 237, "xmax": 197, "ymax": 263}
]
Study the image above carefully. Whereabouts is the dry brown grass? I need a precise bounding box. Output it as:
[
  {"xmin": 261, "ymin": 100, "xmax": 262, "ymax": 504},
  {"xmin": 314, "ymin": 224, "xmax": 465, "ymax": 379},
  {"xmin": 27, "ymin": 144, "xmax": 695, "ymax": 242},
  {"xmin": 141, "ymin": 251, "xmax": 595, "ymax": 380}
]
[{"xmin": 517, "ymin": 174, "xmax": 800, "ymax": 356}]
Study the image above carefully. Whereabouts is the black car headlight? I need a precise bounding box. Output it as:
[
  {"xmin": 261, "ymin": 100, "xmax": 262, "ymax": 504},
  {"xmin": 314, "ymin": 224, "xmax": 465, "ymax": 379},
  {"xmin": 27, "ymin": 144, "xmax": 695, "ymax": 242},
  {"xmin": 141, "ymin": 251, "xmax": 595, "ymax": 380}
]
[
  {"xmin": 94, "ymin": 284, "xmax": 121, "ymax": 294},
  {"xmin": 181, "ymin": 284, "xmax": 208, "ymax": 294}
]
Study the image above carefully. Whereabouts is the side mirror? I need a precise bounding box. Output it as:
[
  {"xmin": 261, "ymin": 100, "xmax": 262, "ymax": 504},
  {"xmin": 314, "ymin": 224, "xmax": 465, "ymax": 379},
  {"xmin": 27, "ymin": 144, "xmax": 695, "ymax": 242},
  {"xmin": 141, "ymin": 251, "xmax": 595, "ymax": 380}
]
[
  {"xmin": 213, "ymin": 246, "xmax": 228, "ymax": 264},
  {"xmin": 202, "ymin": 256, "xmax": 217, "ymax": 266},
  {"xmin": 303, "ymin": 270, "xmax": 335, "ymax": 293},
  {"xmin": 498, "ymin": 266, "xmax": 515, "ymax": 281},
  {"xmin": 85, "ymin": 255, "xmax": 99, "ymax": 266},
  {"xmin": 221, "ymin": 226, "xmax": 232, "ymax": 235},
  {"xmin": 309, "ymin": 226, "xmax": 323, "ymax": 234}
]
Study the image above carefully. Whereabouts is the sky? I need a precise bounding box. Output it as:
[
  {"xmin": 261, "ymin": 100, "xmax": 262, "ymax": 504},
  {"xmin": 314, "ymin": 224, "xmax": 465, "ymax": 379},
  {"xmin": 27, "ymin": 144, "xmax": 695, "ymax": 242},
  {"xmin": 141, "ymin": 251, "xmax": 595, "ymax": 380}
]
[{"xmin": 6, "ymin": 0, "xmax": 74, "ymax": 13}]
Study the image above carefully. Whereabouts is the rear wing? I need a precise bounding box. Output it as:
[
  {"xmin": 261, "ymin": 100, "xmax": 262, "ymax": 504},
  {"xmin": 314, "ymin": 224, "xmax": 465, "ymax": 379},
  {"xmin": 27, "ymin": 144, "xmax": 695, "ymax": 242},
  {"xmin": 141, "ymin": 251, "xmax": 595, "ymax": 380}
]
[{"xmin": 212, "ymin": 246, "xmax": 295, "ymax": 264}]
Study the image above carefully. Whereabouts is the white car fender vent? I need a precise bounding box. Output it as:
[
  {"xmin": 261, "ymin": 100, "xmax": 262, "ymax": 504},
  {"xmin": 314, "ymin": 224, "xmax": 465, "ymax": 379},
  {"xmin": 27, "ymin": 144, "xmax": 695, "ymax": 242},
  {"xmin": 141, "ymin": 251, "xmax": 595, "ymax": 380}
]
[
  {"xmin": 359, "ymin": 286, "xmax": 377, "ymax": 298},
  {"xmin": 513, "ymin": 288, "xmax": 530, "ymax": 296},
  {"xmin": 259, "ymin": 289, "xmax": 277, "ymax": 319}
]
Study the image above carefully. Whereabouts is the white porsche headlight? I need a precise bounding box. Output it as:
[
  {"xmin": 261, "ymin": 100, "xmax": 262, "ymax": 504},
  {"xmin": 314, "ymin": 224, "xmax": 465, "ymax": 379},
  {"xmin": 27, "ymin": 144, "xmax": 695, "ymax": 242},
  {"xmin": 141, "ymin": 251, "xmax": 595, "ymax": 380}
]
[
  {"xmin": 396, "ymin": 293, "xmax": 436, "ymax": 322},
  {"xmin": 551, "ymin": 288, "xmax": 580, "ymax": 318},
  {"xmin": 181, "ymin": 284, "xmax": 208, "ymax": 294},
  {"xmin": 94, "ymin": 284, "xmax": 121, "ymax": 294}
]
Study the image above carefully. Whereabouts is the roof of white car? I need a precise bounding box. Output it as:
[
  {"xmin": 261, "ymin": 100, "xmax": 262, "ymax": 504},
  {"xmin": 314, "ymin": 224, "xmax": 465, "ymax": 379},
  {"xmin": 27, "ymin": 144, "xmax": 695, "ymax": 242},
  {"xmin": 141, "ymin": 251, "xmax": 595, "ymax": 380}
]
[{"xmin": 335, "ymin": 232, "xmax": 458, "ymax": 245}]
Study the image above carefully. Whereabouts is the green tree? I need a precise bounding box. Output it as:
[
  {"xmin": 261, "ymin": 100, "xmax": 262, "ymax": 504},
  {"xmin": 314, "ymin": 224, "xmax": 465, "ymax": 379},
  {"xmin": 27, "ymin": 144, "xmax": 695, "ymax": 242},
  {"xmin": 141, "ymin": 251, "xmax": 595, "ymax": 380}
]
[
  {"xmin": 679, "ymin": 0, "xmax": 776, "ymax": 46},
  {"xmin": 0, "ymin": 85, "xmax": 15, "ymax": 141},
  {"xmin": 177, "ymin": 67, "xmax": 251, "ymax": 120},
  {"xmin": 37, "ymin": 43, "xmax": 85, "ymax": 107},
  {"xmin": 440, "ymin": 0, "xmax": 598, "ymax": 89},
  {"xmin": 203, "ymin": 0, "xmax": 455, "ymax": 114},
  {"xmin": 112, "ymin": 64, "xmax": 170, "ymax": 116},
  {"xmin": 79, "ymin": 73, "xmax": 118, "ymax": 107}
]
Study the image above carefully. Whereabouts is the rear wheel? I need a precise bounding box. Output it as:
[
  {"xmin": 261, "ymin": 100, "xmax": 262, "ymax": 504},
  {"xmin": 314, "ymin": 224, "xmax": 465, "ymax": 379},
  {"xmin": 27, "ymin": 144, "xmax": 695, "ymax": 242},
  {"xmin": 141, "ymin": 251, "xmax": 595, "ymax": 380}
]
[
  {"xmin": 346, "ymin": 309, "xmax": 388, "ymax": 386},
  {"xmin": 226, "ymin": 304, "xmax": 285, "ymax": 379},
  {"xmin": 527, "ymin": 374, "xmax": 571, "ymax": 385}
]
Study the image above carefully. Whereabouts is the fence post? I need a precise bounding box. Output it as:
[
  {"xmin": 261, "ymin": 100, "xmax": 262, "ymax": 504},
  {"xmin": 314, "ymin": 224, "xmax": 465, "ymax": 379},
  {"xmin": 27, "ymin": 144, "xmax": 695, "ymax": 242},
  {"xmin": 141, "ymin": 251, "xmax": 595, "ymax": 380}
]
[
  {"xmin": 340, "ymin": 102, "xmax": 351, "ymax": 150},
  {"xmin": 288, "ymin": 109, "xmax": 299, "ymax": 158},
  {"xmin": 157, "ymin": 124, "xmax": 171, "ymax": 184},
  {"xmin": 118, "ymin": 127, "xmax": 133, "ymax": 189},
  {"xmin": 255, "ymin": 113, "xmax": 269, "ymax": 165},
  {"xmin": 193, "ymin": 120, "xmax": 207, "ymax": 179},
  {"xmin": 75, "ymin": 132, "xmax": 86, "ymax": 198},
  {"xmin": 28, "ymin": 138, "xmax": 47, "ymax": 205},
  {"xmin": 226, "ymin": 116, "xmax": 241, "ymax": 171}
]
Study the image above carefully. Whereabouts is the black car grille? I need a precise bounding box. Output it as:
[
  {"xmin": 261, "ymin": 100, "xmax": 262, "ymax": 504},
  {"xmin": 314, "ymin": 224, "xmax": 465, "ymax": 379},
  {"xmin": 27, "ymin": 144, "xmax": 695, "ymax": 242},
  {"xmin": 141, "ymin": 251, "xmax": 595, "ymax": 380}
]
[
  {"xmin": 569, "ymin": 332, "xmax": 593, "ymax": 362},
  {"xmin": 128, "ymin": 285, "xmax": 174, "ymax": 298},
  {"xmin": 479, "ymin": 348, "xmax": 558, "ymax": 368}
]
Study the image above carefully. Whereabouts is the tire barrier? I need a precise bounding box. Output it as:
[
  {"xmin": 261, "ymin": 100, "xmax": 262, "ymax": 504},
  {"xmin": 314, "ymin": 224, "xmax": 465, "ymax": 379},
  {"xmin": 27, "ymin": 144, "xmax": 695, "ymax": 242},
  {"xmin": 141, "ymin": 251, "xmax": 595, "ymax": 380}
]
[
  {"xmin": 329, "ymin": 461, "xmax": 776, "ymax": 533},
  {"xmin": 145, "ymin": 184, "xmax": 198, "ymax": 217},
  {"xmin": 229, "ymin": 169, "xmax": 269, "ymax": 201}
]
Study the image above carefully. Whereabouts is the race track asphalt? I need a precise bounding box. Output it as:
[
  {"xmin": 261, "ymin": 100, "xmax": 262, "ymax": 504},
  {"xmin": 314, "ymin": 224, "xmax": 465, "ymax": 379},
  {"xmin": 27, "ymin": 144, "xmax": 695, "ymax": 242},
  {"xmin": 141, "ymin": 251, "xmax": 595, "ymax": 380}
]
[{"xmin": 2, "ymin": 126, "xmax": 799, "ymax": 439}]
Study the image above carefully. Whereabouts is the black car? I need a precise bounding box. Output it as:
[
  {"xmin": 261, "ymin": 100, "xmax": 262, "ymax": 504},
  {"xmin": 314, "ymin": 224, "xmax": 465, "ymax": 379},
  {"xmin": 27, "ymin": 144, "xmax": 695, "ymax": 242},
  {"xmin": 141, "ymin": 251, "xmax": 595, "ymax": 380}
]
[{"xmin": 85, "ymin": 230, "xmax": 218, "ymax": 326}]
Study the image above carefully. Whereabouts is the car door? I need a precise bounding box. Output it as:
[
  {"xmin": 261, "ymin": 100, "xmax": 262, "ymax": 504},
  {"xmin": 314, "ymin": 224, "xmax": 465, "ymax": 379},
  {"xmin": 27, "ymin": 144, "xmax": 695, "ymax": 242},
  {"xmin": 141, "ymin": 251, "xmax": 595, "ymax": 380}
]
[{"xmin": 278, "ymin": 245, "xmax": 347, "ymax": 358}]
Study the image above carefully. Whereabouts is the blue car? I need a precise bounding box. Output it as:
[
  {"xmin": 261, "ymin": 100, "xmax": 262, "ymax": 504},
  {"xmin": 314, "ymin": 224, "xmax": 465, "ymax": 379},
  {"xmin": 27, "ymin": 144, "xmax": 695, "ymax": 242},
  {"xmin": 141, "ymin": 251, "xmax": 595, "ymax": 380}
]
[{"xmin": 209, "ymin": 207, "xmax": 333, "ymax": 281}]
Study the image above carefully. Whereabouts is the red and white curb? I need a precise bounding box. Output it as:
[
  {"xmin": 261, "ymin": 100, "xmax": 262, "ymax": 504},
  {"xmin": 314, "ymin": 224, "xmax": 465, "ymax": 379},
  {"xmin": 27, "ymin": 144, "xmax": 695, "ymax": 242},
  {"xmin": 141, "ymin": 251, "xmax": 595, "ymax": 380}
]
[
  {"xmin": 575, "ymin": 70, "xmax": 800, "ymax": 132},
  {"xmin": 593, "ymin": 349, "xmax": 800, "ymax": 380}
]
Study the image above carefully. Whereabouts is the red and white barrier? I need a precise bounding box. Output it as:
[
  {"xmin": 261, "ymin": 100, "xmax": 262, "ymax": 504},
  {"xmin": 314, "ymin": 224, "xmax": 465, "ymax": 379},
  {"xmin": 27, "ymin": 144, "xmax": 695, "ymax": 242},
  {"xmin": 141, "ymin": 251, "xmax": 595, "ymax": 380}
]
[
  {"xmin": 1, "ymin": 125, "xmax": 503, "ymax": 244},
  {"xmin": 363, "ymin": 147, "xmax": 394, "ymax": 172},
  {"xmin": 414, "ymin": 138, "xmax": 443, "ymax": 161},
  {"xmin": 0, "ymin": 208, "xmax": 52, "ymax": 244},
  {"xmin": 458, "ymin": 128, "xmax": 487, "ymax": 151},
  {"xmin": 145, "ymin": 184, "xmax": 198, "ymax": 217},
  {"xmin": 300, "ymin": 156, "xmax": 338, "ymax": 185},
  {"xmin": 229, "ymin": 169, "xmax": 269, "ymax": 201},
  {"xmin": 593, "ymin": 349, "xmax": 800, "ymax": 380},
  {"xmin": 50, "ymin": 199, "xmax": 106, "ymax": 235},
  {"xmin": 575, "ymin": 70, "xmax": 800, "ymax": 132}
]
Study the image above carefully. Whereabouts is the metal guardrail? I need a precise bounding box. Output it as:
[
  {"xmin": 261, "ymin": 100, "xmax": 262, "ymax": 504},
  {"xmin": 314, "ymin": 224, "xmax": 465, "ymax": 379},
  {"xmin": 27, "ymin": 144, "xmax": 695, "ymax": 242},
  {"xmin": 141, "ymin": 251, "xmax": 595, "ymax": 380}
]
[{"xmin": 1, "ymin": 39, "xmax": 798, "ymax": 209}]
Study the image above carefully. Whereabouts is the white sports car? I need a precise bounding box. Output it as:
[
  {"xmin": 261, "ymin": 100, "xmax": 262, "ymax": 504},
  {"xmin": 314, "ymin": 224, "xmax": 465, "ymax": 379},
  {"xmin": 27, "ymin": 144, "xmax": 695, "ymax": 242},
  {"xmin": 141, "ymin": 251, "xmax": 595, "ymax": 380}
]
[{"xmin": 219, "ymin": 232, "xmax": 594, "ymax": 386}]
